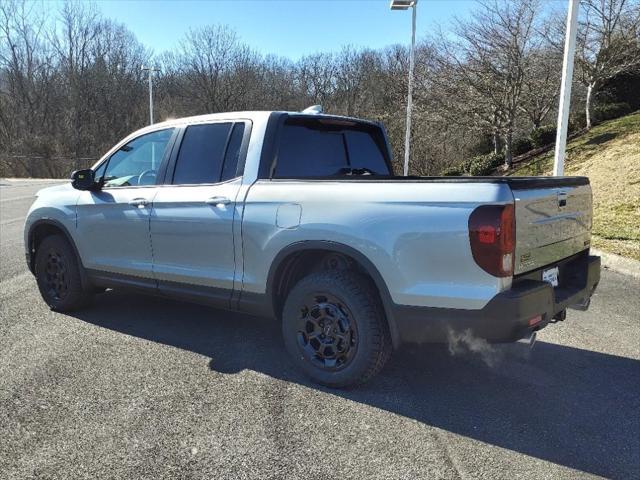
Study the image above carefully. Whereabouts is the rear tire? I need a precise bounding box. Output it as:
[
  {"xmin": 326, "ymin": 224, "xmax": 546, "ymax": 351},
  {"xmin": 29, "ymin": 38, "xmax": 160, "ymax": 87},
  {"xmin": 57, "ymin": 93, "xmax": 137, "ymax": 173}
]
[
  {"xmin": 35, "ymin": 234, "xmax": 93, "ymax": 311},
  {"xmin": 282, "ymin": 270, "xmax": 391, "ymax": 388}
]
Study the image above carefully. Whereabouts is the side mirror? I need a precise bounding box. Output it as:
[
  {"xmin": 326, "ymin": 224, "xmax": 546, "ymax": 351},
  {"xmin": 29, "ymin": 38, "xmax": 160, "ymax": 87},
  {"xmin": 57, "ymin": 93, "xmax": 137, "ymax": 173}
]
[{"xmin": 71, "ymin": 169, "xmax": 98, "ymax": 191}]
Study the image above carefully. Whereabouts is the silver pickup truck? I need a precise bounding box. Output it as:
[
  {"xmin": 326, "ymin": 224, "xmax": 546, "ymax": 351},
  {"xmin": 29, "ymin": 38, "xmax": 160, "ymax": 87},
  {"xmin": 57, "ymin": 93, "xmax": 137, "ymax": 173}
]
[{"xmin": 24, "ymin": 110, "xmax": 600, "ymax": 387}]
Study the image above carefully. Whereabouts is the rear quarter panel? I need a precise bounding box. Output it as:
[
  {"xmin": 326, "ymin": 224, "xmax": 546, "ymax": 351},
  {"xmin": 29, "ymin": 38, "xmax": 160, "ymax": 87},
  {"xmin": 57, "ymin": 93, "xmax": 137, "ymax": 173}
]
[{"xmin": 241, "ymin": 180, "xmax": 514, "ymax": 310}]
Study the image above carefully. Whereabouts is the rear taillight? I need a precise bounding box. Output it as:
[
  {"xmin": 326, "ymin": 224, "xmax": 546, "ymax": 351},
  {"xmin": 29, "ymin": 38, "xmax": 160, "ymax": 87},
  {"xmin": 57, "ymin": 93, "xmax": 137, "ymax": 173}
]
[{"xmin": 468, "ymin": 204, "xmax": 515, "ymax": 277}]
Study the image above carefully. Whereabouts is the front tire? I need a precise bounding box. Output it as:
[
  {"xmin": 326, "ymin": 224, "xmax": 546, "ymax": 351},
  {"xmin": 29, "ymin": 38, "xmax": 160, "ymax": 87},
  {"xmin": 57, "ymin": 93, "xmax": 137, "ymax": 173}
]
[
  {"xmin": 282, "ymin": 270, "xmax": 391, "ymax": 388},
  {"xmin": 35, "ymin": 234, "xmax": 93, "ymax": 311}
]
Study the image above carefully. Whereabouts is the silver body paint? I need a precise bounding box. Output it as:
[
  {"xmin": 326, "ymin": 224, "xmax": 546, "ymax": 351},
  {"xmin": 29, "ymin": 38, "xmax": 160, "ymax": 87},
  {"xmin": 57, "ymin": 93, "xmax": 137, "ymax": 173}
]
[{"xmin": 25, "ymin": 111, "xmax": 592, "ymax": 312}]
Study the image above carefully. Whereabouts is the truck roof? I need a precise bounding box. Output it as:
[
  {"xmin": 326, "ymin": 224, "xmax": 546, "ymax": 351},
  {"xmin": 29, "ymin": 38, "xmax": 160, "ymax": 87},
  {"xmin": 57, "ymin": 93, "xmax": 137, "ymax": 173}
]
[
  {"xmin": 150, "ymin": 111, "xmax": 380, "ymax": 130},
  {"xmin": 157, "ymin": 111, "xmax": 275, "ymax": 127}
]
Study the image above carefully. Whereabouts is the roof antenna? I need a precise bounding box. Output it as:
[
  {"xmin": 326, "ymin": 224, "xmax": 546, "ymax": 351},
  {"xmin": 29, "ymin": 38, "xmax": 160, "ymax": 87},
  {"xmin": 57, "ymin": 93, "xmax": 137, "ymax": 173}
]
[{"xmin": 301, "ymin": 105, "xmax": 323, "ymax": 114}]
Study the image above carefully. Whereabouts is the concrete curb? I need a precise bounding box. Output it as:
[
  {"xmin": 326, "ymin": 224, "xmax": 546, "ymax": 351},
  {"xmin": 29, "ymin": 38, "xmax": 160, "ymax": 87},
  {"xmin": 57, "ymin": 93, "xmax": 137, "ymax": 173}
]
[{"xmin": 591, "ymin": 248, "xmax": 640, "ymax": 279}]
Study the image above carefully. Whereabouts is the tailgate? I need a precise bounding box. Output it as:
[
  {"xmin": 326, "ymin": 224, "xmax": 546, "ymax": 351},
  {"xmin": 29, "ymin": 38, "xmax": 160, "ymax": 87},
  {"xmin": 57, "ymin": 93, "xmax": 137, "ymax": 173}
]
[{"xmin": 512, "ymin": 179, "xmax": 592, "ymax": 274}]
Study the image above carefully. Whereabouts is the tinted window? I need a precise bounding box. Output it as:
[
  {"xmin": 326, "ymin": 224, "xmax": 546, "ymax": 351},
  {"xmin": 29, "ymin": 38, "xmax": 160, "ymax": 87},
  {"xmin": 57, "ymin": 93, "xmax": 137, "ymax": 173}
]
[
  {"xmin": 345, "ymin": 130, "xmax": 388, "ymax": 174},
  {"xmin": 221, "ymin": 123, "xmax": 245, "ymax": 181},
  {"xmin": 94, "ymin": 160, "xmax": 107, "ymax": 180},
  {"xmin": 273, "ymin": 121, "xmax": 391, "ymax": 178},
  {"xmin": 275, "ymin": 125, "xmax": 348, "ymax": 177},
  {"xmin": 102, "ymin": 128, "xmax": 175, "ymax": 187},
  {"xmin": 173, "ymin": 123, "xmax": 232, "ymax": 185}
]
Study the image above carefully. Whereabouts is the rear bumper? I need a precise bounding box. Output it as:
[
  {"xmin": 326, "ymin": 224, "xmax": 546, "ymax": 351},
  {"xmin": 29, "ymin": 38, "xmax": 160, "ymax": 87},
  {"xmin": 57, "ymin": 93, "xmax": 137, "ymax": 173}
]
[{"xmin": 393, "ymin": 254, "xmax": 600, "ymax": 344}]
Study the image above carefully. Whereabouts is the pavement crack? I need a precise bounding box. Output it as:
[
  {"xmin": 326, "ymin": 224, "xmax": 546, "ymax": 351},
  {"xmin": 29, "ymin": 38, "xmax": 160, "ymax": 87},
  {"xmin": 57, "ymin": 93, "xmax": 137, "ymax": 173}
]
[{"xmin": 433, "ymin": 428, "xmax": 466, "ymax": 480}]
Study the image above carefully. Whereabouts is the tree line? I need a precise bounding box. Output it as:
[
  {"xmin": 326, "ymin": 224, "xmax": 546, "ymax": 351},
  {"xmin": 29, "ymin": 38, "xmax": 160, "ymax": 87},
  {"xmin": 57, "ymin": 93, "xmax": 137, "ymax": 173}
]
[{"xmin": 1, "ymin": 0, "xmax": 639, "ymax": 178}]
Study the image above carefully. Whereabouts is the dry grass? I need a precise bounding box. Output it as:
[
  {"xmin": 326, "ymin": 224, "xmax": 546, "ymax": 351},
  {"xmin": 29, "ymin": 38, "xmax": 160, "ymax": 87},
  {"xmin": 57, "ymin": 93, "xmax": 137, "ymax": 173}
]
[{"xmin": 507, "ymin": 112, "xmax": 640, "ymax": 260}]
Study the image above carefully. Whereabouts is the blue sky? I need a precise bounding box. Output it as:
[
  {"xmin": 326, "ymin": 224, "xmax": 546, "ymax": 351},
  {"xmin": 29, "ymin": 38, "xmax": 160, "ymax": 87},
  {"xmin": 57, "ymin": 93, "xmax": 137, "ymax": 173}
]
[{"xmin": 93, "ymin": 0, "xmax": 478, "ymax": 58}]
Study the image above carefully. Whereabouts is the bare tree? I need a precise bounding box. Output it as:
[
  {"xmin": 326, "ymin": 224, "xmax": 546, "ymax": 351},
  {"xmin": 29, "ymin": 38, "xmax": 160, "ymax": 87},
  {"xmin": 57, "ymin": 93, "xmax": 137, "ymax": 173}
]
[
  {"xmin": 296, "ymin": 52, "xmax": 337, "ymax": 107},
  {"xmin": 168, "ymin": 25, "xmax": 259, "ymax": 114},
  {"xmin": 2, "ymin": 0, "xmax": 639, "ymax": 178},
  {"xmin": 519, "ymin": 48, "xmax": 562, "ymax": 129},
  {"xmin": 519, "ymin": 15, "xmax": 564, "ymax": 130},
  {"xmin": 576, "ymin": 0, "xmax": 640, "ymax": 128},
  {"xmin": 435, "ymin": 0, "xmax": 540, "ymax": 166},
  {"xmin": 0, "ymin": 0, "xmax": 58, "ymax": 176}
]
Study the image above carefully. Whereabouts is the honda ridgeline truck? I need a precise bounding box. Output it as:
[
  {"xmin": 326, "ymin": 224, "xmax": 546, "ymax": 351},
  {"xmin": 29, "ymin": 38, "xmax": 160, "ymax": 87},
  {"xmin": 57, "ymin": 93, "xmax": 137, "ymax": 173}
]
[{"xmin": 24, "ymin": 110, "xmax": 601, "ymax": 387}]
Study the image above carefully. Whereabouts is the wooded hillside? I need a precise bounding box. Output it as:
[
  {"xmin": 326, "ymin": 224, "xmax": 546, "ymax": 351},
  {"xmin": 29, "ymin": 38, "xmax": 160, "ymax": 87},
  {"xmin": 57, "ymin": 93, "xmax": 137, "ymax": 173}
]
[{"xmin": 1, "ymin": 0, "xmax": 639, "ymax": 178}]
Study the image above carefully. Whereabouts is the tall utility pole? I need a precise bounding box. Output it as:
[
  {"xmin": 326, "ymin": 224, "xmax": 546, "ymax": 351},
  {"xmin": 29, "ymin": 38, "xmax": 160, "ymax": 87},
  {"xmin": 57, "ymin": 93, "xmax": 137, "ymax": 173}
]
[
  {"xmin": 553, "ymin": 0, "xmax": 580, "ymax": 176},
  {"xmin": 141, "ymin": 66, "xmax": 160, "ymax": 125},
  {"xmin": 390, "ymin": 0, "xmax": 418, "ymax": 176}
]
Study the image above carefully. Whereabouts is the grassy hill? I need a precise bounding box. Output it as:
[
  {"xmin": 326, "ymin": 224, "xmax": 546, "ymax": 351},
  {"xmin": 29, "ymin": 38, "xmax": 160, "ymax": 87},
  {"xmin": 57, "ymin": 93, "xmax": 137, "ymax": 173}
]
[{"xmin": 507, "ymin": 111, "xmax": 640, "ymax": 261}]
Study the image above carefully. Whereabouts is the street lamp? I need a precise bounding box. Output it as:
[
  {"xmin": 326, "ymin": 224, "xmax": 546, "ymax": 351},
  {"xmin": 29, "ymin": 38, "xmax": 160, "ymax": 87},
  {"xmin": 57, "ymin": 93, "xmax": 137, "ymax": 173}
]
[
  {"xmin": 141, "ymin": 65, "xmax": 161, "ymax": 125},
  {"xmin": 553, "ymin": 0, "xmax": 580, "ymax": 176},
  {"xmin": 390, "ymin": 0, "xmax": 418, "ymax": 177}
]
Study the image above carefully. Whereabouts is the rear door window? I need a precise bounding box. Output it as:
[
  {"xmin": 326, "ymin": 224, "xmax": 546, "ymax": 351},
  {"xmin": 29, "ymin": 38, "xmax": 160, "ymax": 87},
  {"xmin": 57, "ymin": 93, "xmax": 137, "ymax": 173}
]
[
  {"xmin": 221, "ymin": 123, "xmax": 246, "ymax": 181},
  {"xmin": 172, "ymin": 123, "xmax": 232, "ymax": 185},
  {"xmin": 344, "ymin": 130, "xmax": 389, "ymax": 174},
  {"xmin": 275, "ymin": 125, "xmax": 348, "ymax": 177},
  {"xmin": 273, "ymin": 119, "xmax": 391, "ymax": 178}
]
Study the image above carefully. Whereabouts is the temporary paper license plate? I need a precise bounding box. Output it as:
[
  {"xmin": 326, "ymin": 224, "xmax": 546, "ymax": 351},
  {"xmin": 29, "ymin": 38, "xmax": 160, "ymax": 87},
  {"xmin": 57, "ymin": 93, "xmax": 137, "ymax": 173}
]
[{"xmin": 542, "ymin": 267, "xmax": 559, "ymax": 287}]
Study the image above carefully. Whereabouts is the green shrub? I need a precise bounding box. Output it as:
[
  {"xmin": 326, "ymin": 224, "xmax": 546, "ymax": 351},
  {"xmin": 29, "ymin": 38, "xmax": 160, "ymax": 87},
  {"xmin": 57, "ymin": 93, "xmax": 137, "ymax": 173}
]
[
  {"xmin": 512, "ymin": 137, "xmax": 534, "ymax": 156},
  {"xmin": 531, "ymin": 125, "xmax": 556, "ymax": 147},
  {"xmin": 441, "ymin": 166, "xmax": 463, "ymax": 176},
  {"xmin": 460, "ymin": 157, "xmax": 473, "ymax": 174},
  {"xmin": 468, "ymin": 135, "xmax": 495, "ymax": 156},
  {"xmin": 467, "ymin": 153, "xmax": 505, "ymax": 176},
  {"xmin": 593, "ymin": 102, "xmax": 632, "ymax": 122}
]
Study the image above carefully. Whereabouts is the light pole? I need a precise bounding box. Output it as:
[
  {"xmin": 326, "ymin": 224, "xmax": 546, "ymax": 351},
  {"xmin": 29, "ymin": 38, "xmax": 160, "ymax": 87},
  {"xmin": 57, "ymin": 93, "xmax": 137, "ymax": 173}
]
[
  {"xmin": 553, "ymin": 0, "xmax": 580, "ymax": 176},
  {"xmin": 141, "ymin": 65, "xmax": 160, "ymax": 125},
  {"xmin": 390, "ymin": 0, "xmax": 418, "ymax": 177}
]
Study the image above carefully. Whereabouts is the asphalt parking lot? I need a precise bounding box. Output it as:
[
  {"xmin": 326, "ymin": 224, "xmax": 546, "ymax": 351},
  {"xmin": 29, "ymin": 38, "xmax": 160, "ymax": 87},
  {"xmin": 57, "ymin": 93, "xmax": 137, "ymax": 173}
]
[{"xmin": 1, "ymin": 178, "xmax": 639, "ymax": 479}]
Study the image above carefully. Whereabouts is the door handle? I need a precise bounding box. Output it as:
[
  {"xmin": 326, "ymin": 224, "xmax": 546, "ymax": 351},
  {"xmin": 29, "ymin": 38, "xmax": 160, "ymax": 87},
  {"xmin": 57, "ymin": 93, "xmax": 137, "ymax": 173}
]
[
  {"xmin": 205, "ymin": 196, "xmax": 231, "ymax": 207},
  {"xmin": 129, "ymin": 197, "xmax": 149, "ymax": 208}
]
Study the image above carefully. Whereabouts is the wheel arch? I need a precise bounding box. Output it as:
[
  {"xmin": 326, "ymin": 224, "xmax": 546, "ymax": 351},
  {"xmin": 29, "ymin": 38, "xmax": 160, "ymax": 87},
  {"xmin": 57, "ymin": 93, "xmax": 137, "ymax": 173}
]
[
  {"xmin": 266, "ymin": 240, "xmax": 401, "ymax": 349},
  {"xmin": 27, "ymin": 219, "xmax": 90, "ymax": 289}
]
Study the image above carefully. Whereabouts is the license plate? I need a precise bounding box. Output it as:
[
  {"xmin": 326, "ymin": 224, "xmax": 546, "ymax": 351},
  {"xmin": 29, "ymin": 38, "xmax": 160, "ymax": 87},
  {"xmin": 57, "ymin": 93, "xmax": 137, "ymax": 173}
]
[{"xmin": 542, "ymin": 267, "xmax": 559, "ymax": 287}]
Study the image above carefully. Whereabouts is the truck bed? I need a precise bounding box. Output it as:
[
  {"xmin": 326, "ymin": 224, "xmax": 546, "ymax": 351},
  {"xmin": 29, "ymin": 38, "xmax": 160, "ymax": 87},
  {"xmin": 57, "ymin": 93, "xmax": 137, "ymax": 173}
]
[
  {"xmin": 284, "ymin": 175, "xmax": 589, "ymax": 189},
  {"xmin": 268, "ymin": 174, "xmax": 592, "ymax": 275}
]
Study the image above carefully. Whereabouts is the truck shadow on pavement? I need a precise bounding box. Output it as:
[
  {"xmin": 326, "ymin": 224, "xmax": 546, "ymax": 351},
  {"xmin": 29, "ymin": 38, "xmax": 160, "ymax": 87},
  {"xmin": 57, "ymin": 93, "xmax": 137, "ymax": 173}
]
[{"xmin": 72, "ymin": 290, "xmax": 639, "ymax": 479}]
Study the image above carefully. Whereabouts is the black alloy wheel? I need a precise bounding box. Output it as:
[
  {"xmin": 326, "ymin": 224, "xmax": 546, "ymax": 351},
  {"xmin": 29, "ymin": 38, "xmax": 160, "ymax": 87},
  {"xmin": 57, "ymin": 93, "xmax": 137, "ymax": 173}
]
[
  {"xmin": 42, "ymin": 249, "xmax": 70, "ymax": 301},
  {"xmin": 282, "ymin": 270, "xmax": 392, "ymax": 388},
  {"xmin": 296, "ymin": 292, "xmax": 358, "ymax": 371},
  {"xmin": 35, "ymin": 234, "xmax": 93, "ymax": 311}
]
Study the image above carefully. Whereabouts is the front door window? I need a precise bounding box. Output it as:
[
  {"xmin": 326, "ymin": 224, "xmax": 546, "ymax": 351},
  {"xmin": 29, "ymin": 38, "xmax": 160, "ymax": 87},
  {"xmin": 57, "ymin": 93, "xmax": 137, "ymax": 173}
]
[{"xmin": 100, "ymin": 128, "xmax": 175, "ymax": 187}]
